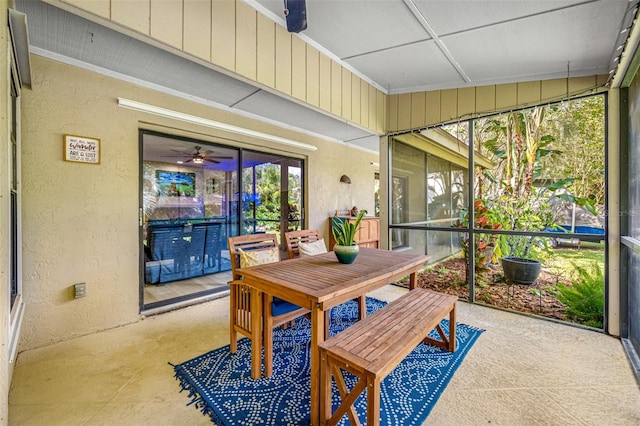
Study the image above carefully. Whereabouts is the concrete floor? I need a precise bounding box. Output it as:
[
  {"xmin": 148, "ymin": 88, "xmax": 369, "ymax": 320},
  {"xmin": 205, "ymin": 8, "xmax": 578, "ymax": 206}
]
[{"xmin": 8, "ymin": 285, "xmax": 640, "ymax": 425}]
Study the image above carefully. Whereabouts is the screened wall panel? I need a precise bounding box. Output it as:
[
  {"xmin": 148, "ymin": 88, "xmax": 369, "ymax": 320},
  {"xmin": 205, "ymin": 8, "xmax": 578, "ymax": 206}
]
[
  {"xmin": 388, "ymin": 95, "xmax": 606, "ymax": 327},
  {"xmin": 624, "ymin": 77, "xmax": 640, "ymax": 356}
]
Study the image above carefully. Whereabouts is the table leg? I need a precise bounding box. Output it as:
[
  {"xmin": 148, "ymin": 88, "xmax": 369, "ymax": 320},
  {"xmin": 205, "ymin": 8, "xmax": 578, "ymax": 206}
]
[
  {"xmin": 250, "ymin": 288, "xmax": 263, "ymax": 379},
  {"xmin": 310, "ymin": 306, "xmax": 324, "ymax": 425},
  {"xmin": 409, "ymin": 271, "xmax": 418, "ymax": 290},
  {"xmin": 263, "ymin": 294, "xmax": 274, "ymax": 377},
  {"xmin": 319, "ymin": 348, "xmax": 332, "ymax": 425},
  {"xmin": 357, "ymin": 295, "xmax": 366, "ymax": 320},
  {"xmin": 449, "ymin": 303, "xmax": 457, "ymax": 352}
]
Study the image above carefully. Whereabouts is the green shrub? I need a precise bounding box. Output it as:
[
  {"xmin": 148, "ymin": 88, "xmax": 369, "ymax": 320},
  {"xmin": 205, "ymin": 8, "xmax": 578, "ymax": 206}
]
[{"xmin": 555, "ymin": 262, "xmax": 604, "ymax": 328}]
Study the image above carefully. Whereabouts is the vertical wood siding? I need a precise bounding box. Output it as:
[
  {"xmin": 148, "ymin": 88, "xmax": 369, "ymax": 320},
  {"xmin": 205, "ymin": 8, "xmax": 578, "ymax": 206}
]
[
  {"xmin": 387, "ymin": 76, "xmax": 609, "ymax": 132},
  {"xmin": 64, "ymin": 0, "xmax": 386, "ymax": 136},
  {"xmin": 62, "ymin": 1, "xmax": 606, "ymax": 136}
]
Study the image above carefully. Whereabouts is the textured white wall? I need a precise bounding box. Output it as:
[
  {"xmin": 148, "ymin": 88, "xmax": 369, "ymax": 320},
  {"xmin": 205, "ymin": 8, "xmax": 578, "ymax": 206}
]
[
  {"xmin": 307, "ymin": 142, "xmax": 378, "ymax": 240},
  {"xmin": 20, "ymin": 58, "xmax": 141, "ymax": 350},
  {"xmin": 18, "ymin": 55, "xmax": 378, "ymax": 350}
]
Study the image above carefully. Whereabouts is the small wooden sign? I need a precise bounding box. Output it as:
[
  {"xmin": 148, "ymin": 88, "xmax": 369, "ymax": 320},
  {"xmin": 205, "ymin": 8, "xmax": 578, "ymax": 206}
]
[{"xmin": 64, "ymin": 134, "xmax": 100, "ymax": 164}]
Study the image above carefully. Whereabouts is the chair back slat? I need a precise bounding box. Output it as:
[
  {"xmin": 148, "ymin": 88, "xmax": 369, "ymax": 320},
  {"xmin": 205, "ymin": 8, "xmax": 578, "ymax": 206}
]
[
  {"xmin": 284, "ymin": 229, "xmax": 321, "ymax": 259},
  {"xmin": 236, "ymin": 286, "xmax": 251, "ymax": 331},
  {"xmin": 227, "ymin": 233, "xmax": 279, "ymax": 280}
]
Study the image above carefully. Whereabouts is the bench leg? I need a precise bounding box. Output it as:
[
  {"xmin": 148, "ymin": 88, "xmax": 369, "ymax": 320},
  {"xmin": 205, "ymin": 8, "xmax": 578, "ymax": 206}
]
[
  {"xmin": 409, "ymin": 271, "xmax": 418, "ymax": 290},
  {"xmin": 320, "ymin": 350, "xmax": 332, "ymax": 426},
  {"xmin": 323, "ymin": 358, "xmax": 364, "ymax": 426},
  {"xmin": 367, "ymin": 376, "xmax": 381, "ymax": 426},
  {"xmin": 423, "ymin": 304, "xmax": 457, "ymax": 352}
]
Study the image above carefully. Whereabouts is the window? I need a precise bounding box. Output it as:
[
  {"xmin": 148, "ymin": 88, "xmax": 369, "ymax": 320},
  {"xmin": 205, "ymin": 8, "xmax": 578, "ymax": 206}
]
[
  {"xmin": 8, "ymin": 43, "xmax": 25, "ymax": 364},
  {"xmin": 10, "ymin": 74, "xmax": 18, "ymax": 307},
  {"xmin": 389, "ymin": 139, "xmax": 468, "ymax": 257}
]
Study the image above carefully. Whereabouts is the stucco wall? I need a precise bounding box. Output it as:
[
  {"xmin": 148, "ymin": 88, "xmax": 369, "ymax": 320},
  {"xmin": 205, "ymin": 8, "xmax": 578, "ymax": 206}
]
[
  {"xmin": 19, "ymin": 55, "xmax": 377, "ymax": 351},
  {"xmin": 307, "ymin": 141, "xmax": 378, "ymax": 239}
]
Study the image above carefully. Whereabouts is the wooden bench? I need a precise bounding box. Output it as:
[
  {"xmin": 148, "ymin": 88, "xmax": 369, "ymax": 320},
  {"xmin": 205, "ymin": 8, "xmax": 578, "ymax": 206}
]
[{"xmin": 318, "ymin": 288, "xmax": 457, "ymax": 426}]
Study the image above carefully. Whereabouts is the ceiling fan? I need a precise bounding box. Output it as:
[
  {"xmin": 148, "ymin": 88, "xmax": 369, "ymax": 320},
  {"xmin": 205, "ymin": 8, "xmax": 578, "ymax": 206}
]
[{"xmin": 168, "ymin": 145, "xmax": 233, "ymax": 165}]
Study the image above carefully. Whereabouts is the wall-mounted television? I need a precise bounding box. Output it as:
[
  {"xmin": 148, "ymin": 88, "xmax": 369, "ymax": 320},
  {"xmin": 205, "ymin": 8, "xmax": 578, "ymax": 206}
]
[{"xmin": 156, "ymin": 170, "xmax": 196, "ymax": 197}]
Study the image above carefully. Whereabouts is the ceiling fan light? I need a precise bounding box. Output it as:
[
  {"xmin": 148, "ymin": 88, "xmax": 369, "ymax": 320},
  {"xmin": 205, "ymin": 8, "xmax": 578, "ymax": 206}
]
[{"xmin": 192, "ymin": 158, "xmax": 204, "ymax": 164}]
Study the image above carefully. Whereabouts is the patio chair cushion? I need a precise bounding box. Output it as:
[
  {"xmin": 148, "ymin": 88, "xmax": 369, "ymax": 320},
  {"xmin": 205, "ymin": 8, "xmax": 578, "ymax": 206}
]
[
  {"xmin": 238, "ymin": 247, "xmax": 280, "ymax": 268},
  {"xmin": 298, "ymin": 239, "xmax": 328, "ymax": 257},
  {"xmin": 237, "ymin": 246, "xmax": 302, "ymax": 316},
  {"xmin": 271, "ymin": 297, "xmax": 304, "ymax": 316}
]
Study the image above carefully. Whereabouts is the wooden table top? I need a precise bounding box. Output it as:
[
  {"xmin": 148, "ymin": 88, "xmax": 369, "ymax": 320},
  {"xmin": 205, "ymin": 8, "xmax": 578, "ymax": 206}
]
[{"xmin": 237, "ymin": 247, "xmax": 429, "ymax": 311}]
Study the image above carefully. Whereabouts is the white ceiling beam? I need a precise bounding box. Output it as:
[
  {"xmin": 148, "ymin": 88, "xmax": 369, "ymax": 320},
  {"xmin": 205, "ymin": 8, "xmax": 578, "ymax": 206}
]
[
  {"xmin": 117, "ymin": 98, "xmax": 318, "ymax": 152},
  {"xmin": 402, "ymin": 0, "xmax": 471, "ymax": 83}
]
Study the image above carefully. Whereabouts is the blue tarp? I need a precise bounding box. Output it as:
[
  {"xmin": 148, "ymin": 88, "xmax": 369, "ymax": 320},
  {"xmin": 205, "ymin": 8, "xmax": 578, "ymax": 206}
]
[{"xmin": 545, "ymin": 225, "xmax": 605, "ymax": 243}]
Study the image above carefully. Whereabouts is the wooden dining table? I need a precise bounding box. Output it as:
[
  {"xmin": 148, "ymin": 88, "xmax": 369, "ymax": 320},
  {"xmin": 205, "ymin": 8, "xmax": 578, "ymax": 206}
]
[{"xmin": 236, "ymin": 247, "xmax": 429, "ymax": 425}]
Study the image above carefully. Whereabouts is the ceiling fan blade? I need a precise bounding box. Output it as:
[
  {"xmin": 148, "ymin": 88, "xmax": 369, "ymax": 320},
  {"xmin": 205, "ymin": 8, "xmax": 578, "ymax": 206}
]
[
  {"xmin": 204, "ymin": 158, "xmax": 221, "ymax": 164},
  {"xmin": 184, "ymin": 158, "xmax": 194, "ymax": 163},
  {"xmin": 201, "ymin": 148, "xmax": 232, "ymax": 156},
  {"xmin": 209, "ymin": 156, "xmax": 233, "ymax": 160}
]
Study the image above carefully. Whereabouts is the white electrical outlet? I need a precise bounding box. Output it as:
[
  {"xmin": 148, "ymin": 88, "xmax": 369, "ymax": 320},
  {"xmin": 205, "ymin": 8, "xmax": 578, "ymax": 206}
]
[{"xmin": 74, "ymin": 283, "xmax": 87, "ymax": 299}]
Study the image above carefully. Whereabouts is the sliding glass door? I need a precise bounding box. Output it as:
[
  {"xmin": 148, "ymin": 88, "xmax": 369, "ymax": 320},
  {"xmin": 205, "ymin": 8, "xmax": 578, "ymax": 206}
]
[{"xmin": 140, "ymin": 131, "xmax": 304, "ymax": 310}]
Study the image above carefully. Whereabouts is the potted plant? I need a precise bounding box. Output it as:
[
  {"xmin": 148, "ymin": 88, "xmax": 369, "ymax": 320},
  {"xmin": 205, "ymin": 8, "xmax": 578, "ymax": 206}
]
[
  {"xmin": 331, "ymin": 209, "xmax": 367, "ymax": 264},
  {"xmin": 496, "ymin": 188, "xmax": 553, "ymax": 284}
]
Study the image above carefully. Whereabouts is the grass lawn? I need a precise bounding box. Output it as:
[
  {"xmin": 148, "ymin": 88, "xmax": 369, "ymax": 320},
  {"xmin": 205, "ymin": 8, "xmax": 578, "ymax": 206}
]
[{"xmin": 544, "ymin": 241, "xmax": 605, "ymax": 280}]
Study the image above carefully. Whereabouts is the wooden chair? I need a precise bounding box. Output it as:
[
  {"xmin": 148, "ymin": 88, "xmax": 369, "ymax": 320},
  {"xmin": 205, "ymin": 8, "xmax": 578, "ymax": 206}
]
[
  {"xmin": 284, "ymin": 229, "xmax": 322, "ymax": 259},
  {"xmin": 227, "ymin": 233, "xmax": 309, "ymax": 379}
]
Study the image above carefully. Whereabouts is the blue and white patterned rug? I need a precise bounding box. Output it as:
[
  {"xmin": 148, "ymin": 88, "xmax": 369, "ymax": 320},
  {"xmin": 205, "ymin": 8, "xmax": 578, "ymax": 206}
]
[{"xmin": 173, "ymin": 297, "xmax": 484, "ymax": 425}]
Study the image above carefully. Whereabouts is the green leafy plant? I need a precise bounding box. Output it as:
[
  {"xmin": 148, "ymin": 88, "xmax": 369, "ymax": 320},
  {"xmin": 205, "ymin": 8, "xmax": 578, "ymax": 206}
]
[
  {"xmin": 331, "ymin": 210, "xmax": 367, "ymax": 246},
  {"xmin": 494, "ymin": 185, "xmax": 596, "ymax": 262},
  {"xmin": 555, "ymin": 262, "xmax": 604, "ymax": 328},
  {"xmin": 529, "ymin": 288, "xmax": 542, "ymax": 296},
  {"xmin": 454, "ymin": 199, "xmax": 501, "ymax": 270},
  {"xmin": 494, "ymin": 188, "xmax": 555, "ymax": 260}
]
